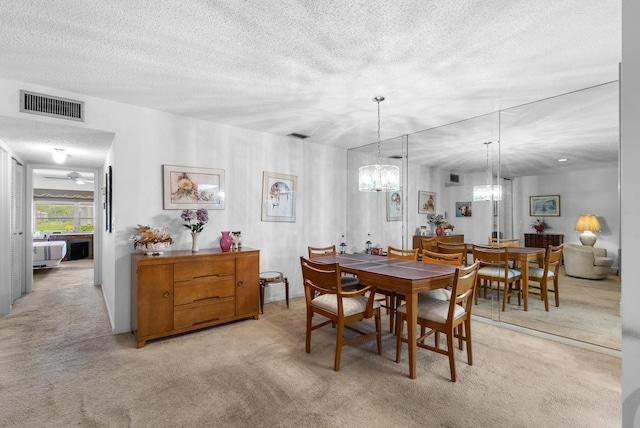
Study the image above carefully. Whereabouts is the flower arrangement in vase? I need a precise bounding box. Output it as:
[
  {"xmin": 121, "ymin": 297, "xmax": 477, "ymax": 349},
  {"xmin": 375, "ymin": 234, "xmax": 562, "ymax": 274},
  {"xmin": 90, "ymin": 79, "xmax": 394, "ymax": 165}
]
[
  {"xmin": 131, "ymin": 225, "xmax": 173, "ymax": 255},
  {"xmin": 427, "ymin": 213, "xmax": 447, "ymax": 236},
  {"xmin": 181, "ymin": 209, "xmax": 209, "ymax": 251},
  {"xmin": 530, "ymin": 218, "xmax": 551, "ymax": 233}
]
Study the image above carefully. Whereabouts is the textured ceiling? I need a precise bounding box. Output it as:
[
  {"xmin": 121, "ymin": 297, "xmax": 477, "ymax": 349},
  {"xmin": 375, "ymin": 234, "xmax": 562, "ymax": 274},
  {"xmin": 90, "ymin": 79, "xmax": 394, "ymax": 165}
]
[{"xmin": 0, "ymin": 0, "xmax": 621, "ymax": 174}]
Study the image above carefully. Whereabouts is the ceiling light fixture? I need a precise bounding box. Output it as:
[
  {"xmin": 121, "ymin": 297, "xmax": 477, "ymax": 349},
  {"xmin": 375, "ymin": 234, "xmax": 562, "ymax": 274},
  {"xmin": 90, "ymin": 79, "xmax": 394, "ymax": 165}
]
[
  {"xmin": 52, "ymin": 148, "xmax": 68, "ymax": 164},
  {"xmin": 358, "ymin": 96, "xmax": 400, "ymax": 192},
  {"xmin": 473, "ymin": 141, "xmax": 502, "ymax": 201}
]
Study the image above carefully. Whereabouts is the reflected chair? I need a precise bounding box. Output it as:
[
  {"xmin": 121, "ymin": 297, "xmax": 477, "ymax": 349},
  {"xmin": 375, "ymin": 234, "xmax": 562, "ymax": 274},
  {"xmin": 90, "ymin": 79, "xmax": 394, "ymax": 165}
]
[
  {"xmin": 488, "ymin": 238, "xmax": 520, "ymax": 247},
  {"xmin": 395, "ymin": 262, "xmax": 480, "ymax": 382},
  {"xmin": 437, "ymin": 242, "xmax": 469, "ymax": 266},
  {"xmin": 523, "ymin": 244, "xmax": 564, "ymax": 311},
  {"xmin": 472, "ymin": 245, "xmax": 523, "ymax": 311},
  {"xmin": 308, "ymin": 245, "xmax": 360, "ymax": 289},
  {"xmin": 420, "ymin": 236, "xmax": 437, "ymax": 252},
  {"xmin": 300, "ymin": 257, "xmax": 382, "ymax": 371}
]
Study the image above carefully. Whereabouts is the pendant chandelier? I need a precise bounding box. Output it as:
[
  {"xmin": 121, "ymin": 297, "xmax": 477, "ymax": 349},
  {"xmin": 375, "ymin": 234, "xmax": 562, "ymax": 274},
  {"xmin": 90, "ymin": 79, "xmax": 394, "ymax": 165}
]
[
  {"xmin": 358, "ymin": 96, "xmax": 400, "ymax": 192},
  {"xmin": 473, "ymin": 141, "xmax": 502, "ymax": 201}
]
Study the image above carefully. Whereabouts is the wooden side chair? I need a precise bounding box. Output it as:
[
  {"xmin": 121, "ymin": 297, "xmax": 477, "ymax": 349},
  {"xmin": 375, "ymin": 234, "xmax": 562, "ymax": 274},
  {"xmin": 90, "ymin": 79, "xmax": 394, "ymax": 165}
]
[
  {"xmin": 420, "ymin": 236, "xmax": 436, "ymax": 252},
  {"xmin": 395, "ymin": 262, "xmax": 480, "ymax": 382},
  {"xmin": 524, "ymin": 244, "xmax": 564, "ymax": 311},
  {"xmin": 488, "ymin": 237, "xmax": 521, "ymax": 247},
  {"xmin": 308, "ymin": 245, "xmax": 360, "ymax": 289},
  {"xmin": 437, "ymin": 242, "xmax": 469, "ymax": 266},
  {"xmin": 472, "ymin": 245, "xmax": 523, "ymax": 311},
  {"xmin": 385, "ymin": 246, "xmax": 419, "ymax": 332},
  {"xmin": 300, "ymin": 257, "xmax": 382, "ymax": 371},
  {"xmin": 422, "ymin": 249, "xmax": 463, "ymax": 266}
]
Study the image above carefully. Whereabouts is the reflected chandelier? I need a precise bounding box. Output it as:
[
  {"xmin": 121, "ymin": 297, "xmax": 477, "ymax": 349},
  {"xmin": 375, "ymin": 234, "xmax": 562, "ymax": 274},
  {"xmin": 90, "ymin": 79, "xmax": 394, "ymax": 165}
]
[
  {"xmin": 473, "ymin": 141, "xmax": 502, "ymax": 201},
  {"xmin": 358, "ymin": 96, "xmax": 400, "ymax": 192}
]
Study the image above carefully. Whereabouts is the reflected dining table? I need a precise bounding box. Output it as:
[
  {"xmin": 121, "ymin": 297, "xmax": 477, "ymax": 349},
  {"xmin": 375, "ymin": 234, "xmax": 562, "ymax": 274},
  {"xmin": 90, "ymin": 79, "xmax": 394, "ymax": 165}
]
[
  {"xmin": 435, "ymin": 244, "xmax": 545, "ymax": 310},
  {"xmin": 312, "ymin": 253, "xmax": 456, "ymax": 379}
]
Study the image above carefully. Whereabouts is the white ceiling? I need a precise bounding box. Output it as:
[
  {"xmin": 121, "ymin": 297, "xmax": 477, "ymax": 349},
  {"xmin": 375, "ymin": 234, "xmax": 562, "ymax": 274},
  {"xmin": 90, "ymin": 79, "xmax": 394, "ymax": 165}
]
[{"xmin": 0, "ymin": 0, "xmax": 621, "ymax": 174}]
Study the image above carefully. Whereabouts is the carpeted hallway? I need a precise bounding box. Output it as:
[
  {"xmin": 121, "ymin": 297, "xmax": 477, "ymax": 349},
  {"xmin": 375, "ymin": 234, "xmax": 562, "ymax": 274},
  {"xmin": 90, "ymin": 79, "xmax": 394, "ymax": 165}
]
[{"xmin": 0, "ymin": 260, "xmax": 621, "ymax": 427}]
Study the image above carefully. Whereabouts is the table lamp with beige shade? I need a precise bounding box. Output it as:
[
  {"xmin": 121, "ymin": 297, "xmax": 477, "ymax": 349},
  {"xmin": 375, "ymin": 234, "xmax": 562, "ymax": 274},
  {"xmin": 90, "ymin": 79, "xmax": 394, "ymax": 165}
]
[{"xmin": 575, "ymin": 214, "xmax": 601, "ymax": 246}]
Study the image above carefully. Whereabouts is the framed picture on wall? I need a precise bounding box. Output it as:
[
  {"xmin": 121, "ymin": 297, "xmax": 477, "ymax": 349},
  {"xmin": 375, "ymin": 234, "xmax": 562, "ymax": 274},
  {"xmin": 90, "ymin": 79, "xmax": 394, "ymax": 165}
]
[
  {"xmin": 455, "ymin": 201, "xmax": 472, "ymax": 217},
  {"xmin": 261, "ymin": 171, "xmax": 297, "ymax": 222},
  {"xmin": 418, "ymin": 191, "xmax": 436, "ymax": 214},
  {"xmin": 529, "ymin": 195, "xmax": 561, "ymax": 216},
  {"xmin": 163, "ymin": 165, "xmax": 225, "ymax": 210},
  {"xmin": 386, "ymin": 190, "xmax": 402, "ymax": 221}
]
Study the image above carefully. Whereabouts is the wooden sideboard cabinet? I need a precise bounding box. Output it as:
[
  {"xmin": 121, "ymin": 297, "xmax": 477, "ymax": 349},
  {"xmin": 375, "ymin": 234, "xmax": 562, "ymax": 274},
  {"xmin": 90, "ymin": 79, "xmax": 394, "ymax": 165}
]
[
  {"xmin": 412, "ymin": 234, "xmax": 464, "ymax": 252},
  {"xmin": 131, "ymin": 248, "xmax": 260, "ymax": 348},
  {"xmin": 524, "ymin": 233, "xmax": 564, "ymax": 249}
]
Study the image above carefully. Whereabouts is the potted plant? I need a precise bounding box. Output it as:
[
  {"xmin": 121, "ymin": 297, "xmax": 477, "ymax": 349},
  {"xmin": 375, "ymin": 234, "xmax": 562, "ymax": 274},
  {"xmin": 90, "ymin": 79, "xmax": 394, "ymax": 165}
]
[{"xmin": 531, "ymin": 218, "xmax": 551, "ymax": 233}]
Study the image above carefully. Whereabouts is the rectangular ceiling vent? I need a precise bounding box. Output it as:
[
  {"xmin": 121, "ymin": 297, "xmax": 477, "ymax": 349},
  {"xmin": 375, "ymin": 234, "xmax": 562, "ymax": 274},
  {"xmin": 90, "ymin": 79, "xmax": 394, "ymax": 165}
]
[
  {"xmin": 20, "ymin": 90, "xmax": 84, "ymax": 122},
  {"xmin": 445, "ymin": 172, "xmax": 463, "ymax": 187}
]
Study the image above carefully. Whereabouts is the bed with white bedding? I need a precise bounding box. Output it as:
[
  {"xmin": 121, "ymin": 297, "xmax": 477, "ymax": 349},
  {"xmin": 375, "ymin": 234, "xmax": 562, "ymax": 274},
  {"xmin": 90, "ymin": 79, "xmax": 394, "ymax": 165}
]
[{"xmin": 33, "ymin": 241, "xmax": 67, "ymax": 269}]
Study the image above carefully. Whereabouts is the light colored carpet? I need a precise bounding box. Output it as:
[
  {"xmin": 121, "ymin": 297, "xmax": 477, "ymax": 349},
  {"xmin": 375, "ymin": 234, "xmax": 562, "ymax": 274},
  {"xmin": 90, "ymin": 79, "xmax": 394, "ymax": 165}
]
[
  {"xmin": 472, "ymin": 266, "xmax": 621, "ymax": 350},
  {"xmin": 0, "ymin": 260, "xmax": 621, "ymax": 427}
]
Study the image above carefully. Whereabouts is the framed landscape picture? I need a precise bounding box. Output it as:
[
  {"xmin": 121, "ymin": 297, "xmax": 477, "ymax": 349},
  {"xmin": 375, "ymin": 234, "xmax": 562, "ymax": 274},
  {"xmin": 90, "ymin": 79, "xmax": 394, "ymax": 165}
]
[
  {"xmin": 529, "ymin": 195, "xmax": 561, "ymax": 216},
  {"xmin": 163, "ymin": 165, "xmax": 225, "ymax": 210},
  {"xmin": 387, "ymin": 190, "xmax": 402, "ymax": 221},
  {"xmin": 262, "ymin": 171, "xmax": 297, "ymax": 222}
]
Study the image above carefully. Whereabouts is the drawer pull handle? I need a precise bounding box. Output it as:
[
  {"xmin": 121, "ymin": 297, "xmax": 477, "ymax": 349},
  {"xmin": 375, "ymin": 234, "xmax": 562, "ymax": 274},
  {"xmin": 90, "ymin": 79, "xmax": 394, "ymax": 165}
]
[
  {"xmin": 163, "ymin": 292, "xmax": 170, "ymax": 298},
  {"xmin": 237, "ymin": 280, "xmax": 243, "ymax": 286},
  {"xmin": 194, "ymin": 318, "xmax": 220, "ymax": 326}
]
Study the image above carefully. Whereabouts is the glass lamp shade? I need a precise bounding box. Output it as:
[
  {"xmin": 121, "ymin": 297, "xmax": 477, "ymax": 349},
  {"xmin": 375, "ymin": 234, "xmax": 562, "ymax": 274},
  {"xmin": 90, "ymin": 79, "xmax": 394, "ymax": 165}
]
[
  {"xmin": 52, "ymin": 149, "xmax": 68, "ymax": 163},
  {"xmin": 359, "ymin": 164, "xmax": 400, "ymax": 192},
  {"xmin": 472, "ymin": 184, "xmax": 502, "ymax": 201}
]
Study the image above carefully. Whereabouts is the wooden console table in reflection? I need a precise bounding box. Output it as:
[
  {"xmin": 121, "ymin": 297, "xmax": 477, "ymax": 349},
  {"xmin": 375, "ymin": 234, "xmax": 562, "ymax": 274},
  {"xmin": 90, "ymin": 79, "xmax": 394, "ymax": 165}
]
[
  {"xmin": 412, "ymin": 234, "xmax": 464, "ymax": 252},
  {"xmin": 523, "ymin": 233, "xmax": 564, "ymax": 249}
]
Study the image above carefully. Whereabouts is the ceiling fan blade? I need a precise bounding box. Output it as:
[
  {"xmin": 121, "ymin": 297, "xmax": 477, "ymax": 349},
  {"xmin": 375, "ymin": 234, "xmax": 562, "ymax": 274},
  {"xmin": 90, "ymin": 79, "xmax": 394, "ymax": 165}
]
[{"xmin": 43, "ymin": 176, "xmax": 70, "ymax": 180}]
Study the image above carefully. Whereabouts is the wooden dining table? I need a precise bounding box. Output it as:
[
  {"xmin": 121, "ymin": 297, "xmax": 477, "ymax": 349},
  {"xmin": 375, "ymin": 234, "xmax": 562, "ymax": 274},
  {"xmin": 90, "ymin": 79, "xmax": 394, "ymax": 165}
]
[{"xmin": 311, "ymin": 253, "xmax": 456, "ymax": 379}]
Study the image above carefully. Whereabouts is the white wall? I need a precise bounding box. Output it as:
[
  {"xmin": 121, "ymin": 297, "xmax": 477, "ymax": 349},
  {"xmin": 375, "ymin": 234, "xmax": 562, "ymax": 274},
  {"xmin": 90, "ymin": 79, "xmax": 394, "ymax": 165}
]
[{"xmin": 0, "ymin": 77, "xmax": 347, "ymax": 333}]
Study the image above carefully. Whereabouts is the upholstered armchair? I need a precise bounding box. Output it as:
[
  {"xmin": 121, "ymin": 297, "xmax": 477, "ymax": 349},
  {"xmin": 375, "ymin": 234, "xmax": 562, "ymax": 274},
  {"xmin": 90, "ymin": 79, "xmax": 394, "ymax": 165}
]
[{"xmin": 563, "ymin": 243, "xmax": 613, "ymax": 280}]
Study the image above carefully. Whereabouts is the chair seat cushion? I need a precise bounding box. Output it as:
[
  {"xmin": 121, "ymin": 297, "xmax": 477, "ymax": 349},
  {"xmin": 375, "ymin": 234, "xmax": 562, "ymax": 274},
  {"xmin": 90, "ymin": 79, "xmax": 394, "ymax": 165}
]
[
  {"xmin": 397, "ymin": 298, "xmax": 464, "ymax": 324},
  {"xmin": 419, "ymin": 288, "xmax": 451, "ymax": 301},
  {"xmin": 594, "ymin": 257, "xmax": 614, "ymax": 267},
  {"xmin": 528, "ymin": 267, "xmax": 555, "ymax": 280},
  {"xmin": 311, "ymin": 294, "xmax": 380, "ymax": 317},
  {"xmin": 478, "ymin": 266, "xmax": 521, "ymax": 280}
]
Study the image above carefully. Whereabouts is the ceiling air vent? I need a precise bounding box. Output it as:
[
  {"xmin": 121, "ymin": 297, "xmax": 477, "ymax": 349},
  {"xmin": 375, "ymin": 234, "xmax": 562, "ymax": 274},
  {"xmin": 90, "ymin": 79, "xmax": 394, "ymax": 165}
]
[
  {"xmin": 287, "ymin": 133, "xmax": 309, "ymax": 139},
  {"xmin": 445, "ymin": 172, "xmax": 463, "ymax": 187},
  {"xmin": 20, "ymin": 90, "xmax": 84, "ymax": 122}
]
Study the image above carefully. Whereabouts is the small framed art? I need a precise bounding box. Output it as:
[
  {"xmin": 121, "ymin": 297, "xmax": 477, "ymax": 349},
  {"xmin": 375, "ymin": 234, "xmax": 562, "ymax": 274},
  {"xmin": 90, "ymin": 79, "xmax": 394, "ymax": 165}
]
[
  {"xmin": 529, "ymin": 195, "xmax": 560, "ymax": 217},
  {"xmin": 262, "ymin": 171, "xmax": 297, "ymax": 222},
  {"xmin": 387, "ymin": 190, "xmax": 402, "ymax": 221},
  {"xmin": 163, "ymin": 165, "xmax": 225, "ymax": 210},
  {"xmin": 418, "ymin": 191, "xmax": 436, "ymax": 214}
]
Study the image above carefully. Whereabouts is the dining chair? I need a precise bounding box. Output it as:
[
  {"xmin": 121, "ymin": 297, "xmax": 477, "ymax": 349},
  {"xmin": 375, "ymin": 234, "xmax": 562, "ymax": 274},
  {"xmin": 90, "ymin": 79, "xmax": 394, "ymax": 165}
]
[
  {"xmin": 488, "ymin": 237, "xmax": 521, "ymax": 247},
  {"xmin": 395, "ymin": 262, "xmax": 480, "ymax": 382},
  {"xmin": 437, "ymin": 242, "xmax": 469, "ymax": 266},
  {"xmin": 522, "ymin": 244, "xmax": 564, "ymax": 311},
  {"xmin": 422, "ymin": 249, "xmax": 463, "ymax": 266},
  {"xmin": 384, "ymin": 246, "xmax": 419, "ymax": 333},
  {"xmin": 300, "ymin": 257, "xmax": 382, "ymax": 371},
  {"xmin": 472, "ymin": 245, "xmax": 523, "ymax": 311},
  {"xmin": 420, "ymin": 236, "xmax": 436, "ymax": 252},
  {"xmin": 308, "ymin": 245, "xmax": 360, "ymax": 289}
]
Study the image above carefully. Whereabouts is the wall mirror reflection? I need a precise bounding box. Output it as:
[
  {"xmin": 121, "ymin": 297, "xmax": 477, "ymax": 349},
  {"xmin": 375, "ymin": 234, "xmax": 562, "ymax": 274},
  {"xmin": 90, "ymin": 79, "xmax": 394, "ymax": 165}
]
[{"xmin": 347, "ymin": 81, "xmax": 620, "ymax": 351}]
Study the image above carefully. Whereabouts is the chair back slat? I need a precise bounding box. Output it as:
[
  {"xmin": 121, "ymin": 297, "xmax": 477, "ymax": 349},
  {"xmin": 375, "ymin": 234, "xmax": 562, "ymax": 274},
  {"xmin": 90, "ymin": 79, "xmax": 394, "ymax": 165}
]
[
  {"xmin": 308, "ymin": 245, "xmax": 336, "ymax": 259},
  {"xmin": 451, "ymin": 262, "xmax": 480, "ymax": 317},
  {"xmin": 422, "ymin": 249, "xmax": 463, "ymax": 266},
  {"xmin": 488, "ymin": 238, "xmax": 520, "ymax": 248},
  {"xmin": 387, "ymin": 246, "xmax": 418, "ymax": 261}
]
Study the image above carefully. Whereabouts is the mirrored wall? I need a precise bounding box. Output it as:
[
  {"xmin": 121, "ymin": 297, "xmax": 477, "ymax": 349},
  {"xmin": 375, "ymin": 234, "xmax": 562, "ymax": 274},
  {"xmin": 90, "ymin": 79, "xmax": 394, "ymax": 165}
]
[{"xmin": 347, "ymin": 81, "xmax": 620, "ymax": 350}]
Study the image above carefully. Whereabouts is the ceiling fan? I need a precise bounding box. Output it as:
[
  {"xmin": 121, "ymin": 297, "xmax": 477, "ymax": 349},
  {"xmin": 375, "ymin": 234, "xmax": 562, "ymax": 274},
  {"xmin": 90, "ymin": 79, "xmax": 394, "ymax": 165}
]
[{"xmin": 43, "ymin": 171, "xmax": 94, "ymax": 185}]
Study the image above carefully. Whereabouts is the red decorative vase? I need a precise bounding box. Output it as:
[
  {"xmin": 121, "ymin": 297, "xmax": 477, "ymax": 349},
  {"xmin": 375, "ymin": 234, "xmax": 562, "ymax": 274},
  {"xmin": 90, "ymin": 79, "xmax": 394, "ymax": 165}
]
[
  {"xmin": 220, "ymin": 231, "xmax": 232, "ymax": 252},
  {"xmin": 436, "ymin": 225, "xmax": 443, "ymax": 236}
]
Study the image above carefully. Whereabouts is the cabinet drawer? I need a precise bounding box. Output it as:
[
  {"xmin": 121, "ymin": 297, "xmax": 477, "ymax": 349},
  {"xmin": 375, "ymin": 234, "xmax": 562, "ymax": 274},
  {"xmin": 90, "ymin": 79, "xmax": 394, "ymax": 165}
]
[
  {"xmin": 174, "ymin": 259, "xmax": 235, "ymax": 282},
  {"xmin": 174, "ymin": 277, "xmax": 235, "ymax": 306},
  {"xmin": 174, "ymin": 299, "xmax": 235, "ymax": 329}
]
